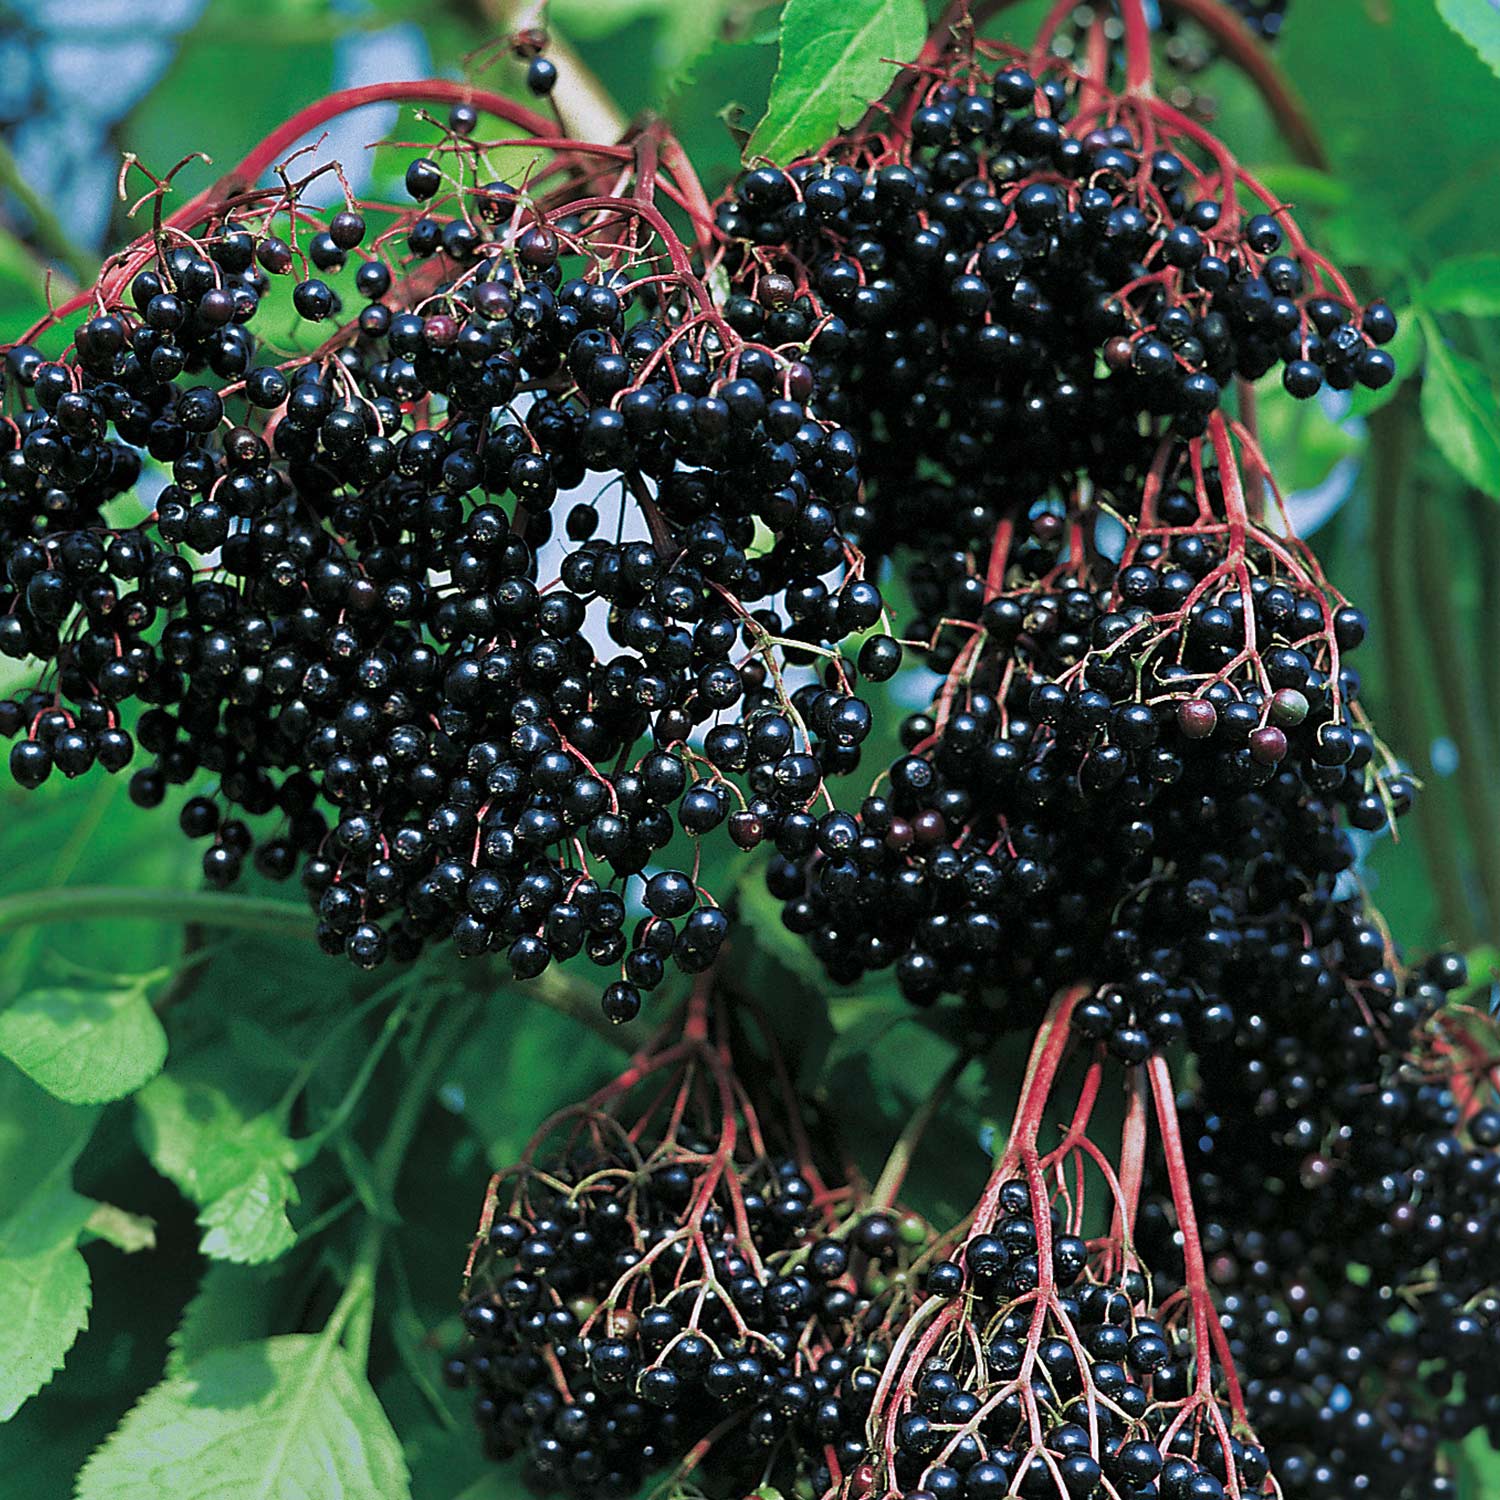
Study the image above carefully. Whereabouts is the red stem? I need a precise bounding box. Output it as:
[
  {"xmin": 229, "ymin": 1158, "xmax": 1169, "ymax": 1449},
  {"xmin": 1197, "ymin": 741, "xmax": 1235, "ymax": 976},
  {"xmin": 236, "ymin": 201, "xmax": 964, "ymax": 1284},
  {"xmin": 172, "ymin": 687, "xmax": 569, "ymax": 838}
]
[
  {"xmin": 1111, "ymin": 1068, "xmax": 1149, "ymax": 1254},
  {"xmin": 1118, "ymin": 0, "xmax": 1155, "ymax": 94},
  {"xmin": 1146, "ymin": 1054, "xmax": 1250, "ymax": 1434},
  {"xmin": 971, "ymin": 983, "xmax": 1089, "ymax": 1232},
  {"xmin": 16, "ymin": 80, "xmax": 559, "ymax": 345}
]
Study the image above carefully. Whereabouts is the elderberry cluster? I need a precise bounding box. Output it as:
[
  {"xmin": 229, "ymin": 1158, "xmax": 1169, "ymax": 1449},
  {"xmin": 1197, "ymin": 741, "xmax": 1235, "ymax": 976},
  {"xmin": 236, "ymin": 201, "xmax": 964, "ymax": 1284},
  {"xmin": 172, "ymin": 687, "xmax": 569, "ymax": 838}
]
[
  {"xmin": 1136, "ymin": 955, "xmax": 1483, "ymax": 1499},
  {"xmin": 765, "ymin": 509, "xmax": 1407, "ymax": 1064},
  {"xmin": 0, "ymin": 127, "xmax": 893, "ymax": 1017},
  {"xmin": 717, "ymin": 50, "xmax": 1391, "ymax": 556},
  {"xmin": 851, "ymin": 1178, "xmax": 1270, "ymax": 1500},
  {"xmin": 446, "ymin": 1131, "xmax": 930, "ymax": 1495}
]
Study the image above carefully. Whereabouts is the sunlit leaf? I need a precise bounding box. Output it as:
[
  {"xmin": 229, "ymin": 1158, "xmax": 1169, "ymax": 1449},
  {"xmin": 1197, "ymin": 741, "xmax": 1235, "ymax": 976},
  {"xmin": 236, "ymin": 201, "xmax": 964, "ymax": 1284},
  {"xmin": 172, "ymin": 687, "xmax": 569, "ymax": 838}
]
[
  {"xmin": 1420, "ymin": 322, "xmax": 1500, "ymax": 498},
  {"xmin": 1437, "ymin": 0, "xmax": 1500, "ymax": 79},
  {"xmin": 747, "ymin": 0, "xmax": 926, "ymax": 162},
  {"xmin": 75, "ymin": 1335, "xmax": 409, "ymax": 1500},
  {"xmin": 0, "ymin": 982, "xmax": 166, "ymax": 1105}
]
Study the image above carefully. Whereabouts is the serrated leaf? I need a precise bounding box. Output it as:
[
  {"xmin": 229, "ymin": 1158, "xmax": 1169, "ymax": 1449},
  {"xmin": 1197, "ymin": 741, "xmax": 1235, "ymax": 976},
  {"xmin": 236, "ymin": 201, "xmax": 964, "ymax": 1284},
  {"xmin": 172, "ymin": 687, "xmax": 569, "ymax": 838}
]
[
  {"xmin": 0, "ymin": 1178, "xmax": 93, "ymax": 1422},
  {"xmin": 1438, "ymin": 0, "xmax": 1500, "ymax": 79},
  {"xmin": 1423, "ymin": 252, "xmax": 1500, "ymax": 317},
  {"xmin": 1420, "ymin": 324, "xmax": 1500, "ymax": 499},
  {"xmin": 197, "ymin": 1167, "xmax": 297, "ymax": 1264},
  {"xmin": 83, "ymin": 1203, "xmax": 156, "ymax": 1255},
  {"xmin": 74, "ymin": 1335, "xmax": 410, "ymax": 1500},
  {"xmin": 747, "ymin": 0, "xmax": 926, "ymax": 162},
  {"xmin": 0, "ymin": 982, "xmax": 167, "ymax": 1105},
  {"xmin": 1347, "ymin": 309, "xmax": 1422, "ymax": 418},
  {"xmin": 136, "ymin": 1073, "xmax": 300, "ymax": 1265},
  {"xmin": 0, "ymin": 1064, "xmax": 100, "ymax": 1420}
]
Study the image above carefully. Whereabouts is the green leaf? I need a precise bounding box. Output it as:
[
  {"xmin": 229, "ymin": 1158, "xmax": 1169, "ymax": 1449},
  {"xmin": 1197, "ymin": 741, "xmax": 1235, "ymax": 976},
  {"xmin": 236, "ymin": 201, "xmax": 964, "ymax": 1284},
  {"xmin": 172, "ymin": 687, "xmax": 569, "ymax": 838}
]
[
  {"xmin": 448, "ymin": 1002, "xmax": 618, "ymax": 1168},
  {"xmin": 0, "ymin": 982, "xmax": 167, "ymax": 1105},
  {"xmin": 195, "ymin": 1168, "xmax": 298, "ymax": 1264},
  {"xmin": 1423, "ymin": 252, "xmax": 1500, "ymax": 317},
  {"xmin": 75, "ymin": 1335, "xmax": 410, "ymax": 1500},
  {"xmin": 1457, "ymin": 1425, "xmax": 1500, "ymax": 1497},
  {"xmin": 0, "ymin": 1178, "xmax": 93, "ymax": 1422},
  {"xmin": 747, "ymin": 0, "xmax": 926, "ymax": 162},
  {"xmin": 1419, "ymin": 321, "xmax": 1500, "ymax": 499},
  {"xmin": 452, "ymin": 1480, "xmax": 508, "ymax": 1500},
  {"xmin": 1347, "ymin": 309, "xmax": 1423, "ymax": 418},
  {"xmin": 1280, "ymin": 4, "xmax": 1500, "ymax": 262},
  {"xmin": 0, "ymin": 1065, "xmax": 100, "ymax": 1420},
  {"xmin": 0, "ymin": 1060, "xmax": 98, "ymax": 1212},
  {"xmin": 1245, "ymin": 162, "xmax": 1351, "ymax": 212},
  {"xmin": 1454, "ymin": 945, "xmax": 1499, "ymax": 1005},
  {"xmin": 136, "ymin": 1074, "xmax": 299, "ymax": 1264},
  {"xmin": 1438, "ymin": 0, "xmax": 1500, "ymax": 79},
  {"xmin": 82, "ymin": 1203, "xmax": 156, "ymax": 1255},
  {"xmin": 167, "ymin": 1264, "xmax": 282, "ymax": 1377},
  {"xmin": 552, "ymin": 0, "xmax": 733, "ymax": 79}
]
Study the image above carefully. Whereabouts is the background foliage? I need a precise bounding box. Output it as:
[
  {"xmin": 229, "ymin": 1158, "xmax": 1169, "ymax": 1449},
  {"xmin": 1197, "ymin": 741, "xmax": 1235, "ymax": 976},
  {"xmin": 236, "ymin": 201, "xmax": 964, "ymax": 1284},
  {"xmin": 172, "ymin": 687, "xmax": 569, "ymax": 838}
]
[{"xmin": 0, "ymin": 0, "xmax": 1497, "ymax": 1494}]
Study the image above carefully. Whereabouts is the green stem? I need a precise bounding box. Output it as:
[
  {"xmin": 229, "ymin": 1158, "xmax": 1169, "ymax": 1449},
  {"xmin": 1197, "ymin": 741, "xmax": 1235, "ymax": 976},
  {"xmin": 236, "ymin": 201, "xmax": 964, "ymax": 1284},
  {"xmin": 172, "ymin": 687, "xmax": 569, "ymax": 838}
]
[
  {"xmin": 1411, "ymin": 480, "xmax": 1500, "ymax": 929},
  {"xmin": 0, "ymin": 882, "xmax": 630, "ymax": 1039},
  {"xmin": 373, "ymin": 999, "xmax": 476, "ymax": 1200},
  {"xmin": 276, "ymin": 975, "xmax": 421, "ymax": 1125},
  {"xmin": 870, "ymin": 1050, "xmax": 973, "ymax": 1210},
  {"xmin": 0, "ymin": 138, "xmax": 97, "ymax": 284},
  {"xmin": 1369, "ymin": 393, "xmax": 1478, "ymax": 941},
  {"xmin": 327, "ymin": 1228, "xmax": 381, "ymax": 1367},
  {"xmin": 0, "ymin": 885, "xmax": 310, "ymax": 940},
  {"xmin": 333, "ymin": 996, "xmax": 479, "ymax": 1369},
  {"xmin": 291, "ymin": 991, "xmax": 424, "ymax": 1158}
]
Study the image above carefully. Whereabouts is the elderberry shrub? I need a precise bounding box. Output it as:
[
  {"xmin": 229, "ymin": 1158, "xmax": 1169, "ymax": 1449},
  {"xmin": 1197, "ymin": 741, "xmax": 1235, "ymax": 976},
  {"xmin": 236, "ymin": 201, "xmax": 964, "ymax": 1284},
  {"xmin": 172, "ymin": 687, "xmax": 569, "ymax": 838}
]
[
  {"xmin": 0, "ymin": 147, "xmax": 893, "ymax": 1017},
  {"xmin": 764, "ymin": 510, "xmax": 1408, "ymax": 1060},
  {"xmin": 1137, "ymin": 956, "xmax": 1481, "ymax": 1499},
  {"xmin": 847, "ymin": 1176, "xmax": 1271, "ymax": 1500},
  {"xmin": 716, "ymin": 50, "xmax": 1392, "ymax": 558}
]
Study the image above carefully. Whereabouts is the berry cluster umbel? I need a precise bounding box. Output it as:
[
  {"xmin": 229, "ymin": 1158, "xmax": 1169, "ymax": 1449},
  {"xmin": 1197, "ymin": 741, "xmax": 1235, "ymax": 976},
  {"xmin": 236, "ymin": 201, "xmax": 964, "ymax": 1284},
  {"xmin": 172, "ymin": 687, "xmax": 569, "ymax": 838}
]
[
  {"xmin": 764, "ymin": 416, "xmax": 1407, "ymax": 1079},
  {"xmin": 717, "ymin": 42, "xmax": 1389, "ymax": 560},
  {"xmin": 446, "ymin": 985, "xmax": 937, "ymax": 1497},
  {"xmin": 1137, "ymin": 956, "xmax": 1486, "ymax": 1500},
  {"xmin": 0, "ymin": 90, "xmax": 894, "ymax": 1019}
]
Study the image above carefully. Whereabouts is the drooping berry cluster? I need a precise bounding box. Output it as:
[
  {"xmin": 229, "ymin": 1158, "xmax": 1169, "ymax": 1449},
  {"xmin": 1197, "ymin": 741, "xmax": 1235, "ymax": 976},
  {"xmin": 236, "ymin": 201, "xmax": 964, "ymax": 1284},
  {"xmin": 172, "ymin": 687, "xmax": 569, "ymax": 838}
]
[
  {"xmin": 445, "ymin": 985, "xmax": 934, "ymax": 1495},
  {"xmin": 764, "ymin": 419, "xmax": 1408, "ymax": 1074},
  {"xmin": 1136, "ymin": 957, "xmax": 1487, "ymax": 1499},
  {"xmin": 857, "ymin": 1184, "xmax": 1267, "ymax": 1500},
  {"xmin": 0, "ymin": 90, "xmax": 893, "ymax": 1018},
  {"xmin": 716, "ymin": 42, "xmax": 1390, "ymax": 558},
  {"xmin": 426, "ymin": 4, "xmax": 1480, "ymax": 1498},
  {"xmin": 817, "ymin": 985, "xmax": 1278, "ymax": 1500}
]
